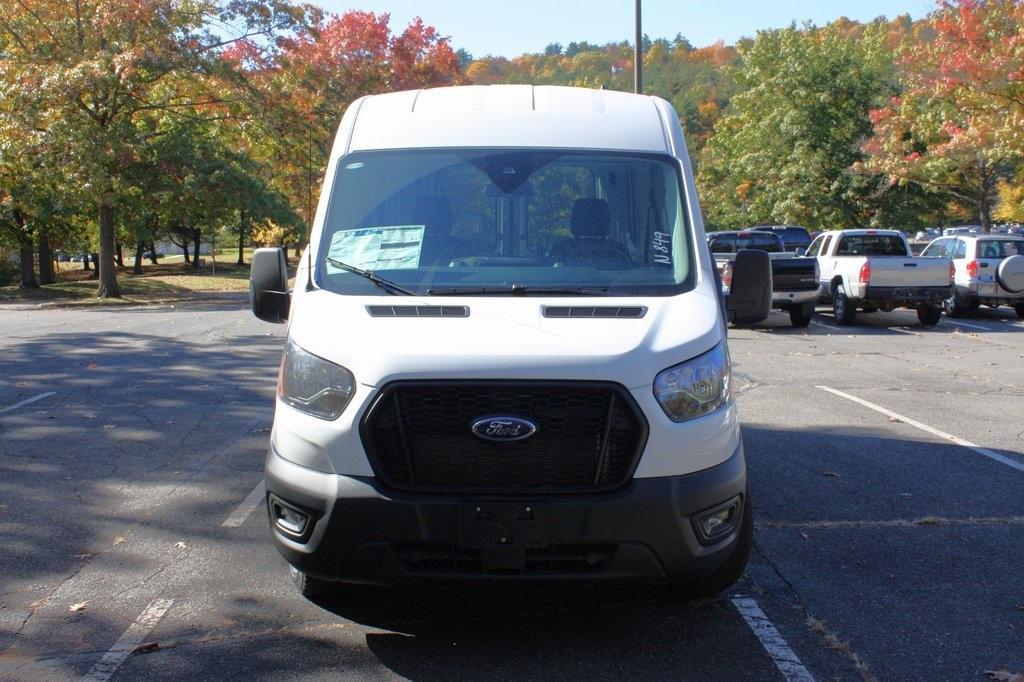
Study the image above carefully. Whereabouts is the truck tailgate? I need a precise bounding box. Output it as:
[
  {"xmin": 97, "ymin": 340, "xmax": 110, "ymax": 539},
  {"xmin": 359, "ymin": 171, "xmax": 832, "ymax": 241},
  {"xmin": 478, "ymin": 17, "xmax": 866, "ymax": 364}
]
[
  {"xmin": 867, "ymin": 257, "xmax": 949, "ymax": 288},
  {"xmin": 771, "ymin": 256, "xmax": 818, "ymax": 291}
]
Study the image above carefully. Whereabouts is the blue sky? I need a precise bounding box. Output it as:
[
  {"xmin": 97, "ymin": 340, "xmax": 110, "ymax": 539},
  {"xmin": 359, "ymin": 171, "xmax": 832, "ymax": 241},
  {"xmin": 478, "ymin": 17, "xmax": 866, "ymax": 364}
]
[{"xmin": 315, "ymin": 1, "xmax": 935, "ymax": 57}]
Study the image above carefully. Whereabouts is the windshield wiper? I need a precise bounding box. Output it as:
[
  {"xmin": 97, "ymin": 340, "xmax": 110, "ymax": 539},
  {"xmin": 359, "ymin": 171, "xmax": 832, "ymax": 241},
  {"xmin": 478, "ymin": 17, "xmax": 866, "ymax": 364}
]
[
  {"xmin": 426, "ymin": 284, "xmax": 611, "ymax": 296},
  {"xmin": 324, "ymin": 257, "xmax": 416, "ymax": 296}
]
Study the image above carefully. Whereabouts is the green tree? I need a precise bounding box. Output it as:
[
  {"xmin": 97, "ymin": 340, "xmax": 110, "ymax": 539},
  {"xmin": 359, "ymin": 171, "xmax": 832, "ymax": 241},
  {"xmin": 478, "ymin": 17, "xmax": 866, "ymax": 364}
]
[{"xmin": 696, "ymin": 22, "xmax": 933, "ymax": 230}]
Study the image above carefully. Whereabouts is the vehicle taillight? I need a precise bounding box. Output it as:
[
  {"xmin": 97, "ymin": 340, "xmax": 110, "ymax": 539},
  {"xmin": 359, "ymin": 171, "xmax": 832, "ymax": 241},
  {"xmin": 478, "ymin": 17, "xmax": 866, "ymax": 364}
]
[
  {"xmin": 948, "ymin": 260, "xmax": 956, "ymax": 283},
  {"xmin": 721, "ymin": 262, "xmax": 733, "ymax": 291},
  {"xmin": 966, "ymin": 259, "xmax": 979, "ymax": 279},
  {"xmin": 859, "ymin": 261, "xmax": 871, "ymax": 284}
]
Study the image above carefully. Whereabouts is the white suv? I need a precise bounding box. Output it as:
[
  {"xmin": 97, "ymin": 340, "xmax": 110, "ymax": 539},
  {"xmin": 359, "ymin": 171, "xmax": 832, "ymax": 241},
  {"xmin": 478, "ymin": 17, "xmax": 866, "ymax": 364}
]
[{"xmin": 921, "ymin": 235, "xmax": 1024, "ymax": 318}]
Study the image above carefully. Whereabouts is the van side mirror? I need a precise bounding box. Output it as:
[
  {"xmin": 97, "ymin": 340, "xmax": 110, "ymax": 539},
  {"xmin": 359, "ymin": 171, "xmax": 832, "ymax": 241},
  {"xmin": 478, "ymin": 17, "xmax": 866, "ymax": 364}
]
[
  {"xmin": 250, "ymin": 247, "xmax": 291, "ymax": 323},
  {"xmin": 726, "ymin": 249, "xmax": 772, "ymax": 324}
]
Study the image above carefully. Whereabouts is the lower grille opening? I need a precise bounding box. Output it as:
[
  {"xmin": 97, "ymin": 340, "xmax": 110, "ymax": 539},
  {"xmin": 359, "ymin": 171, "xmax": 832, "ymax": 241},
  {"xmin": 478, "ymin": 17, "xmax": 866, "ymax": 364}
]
[{"xmin": 396, "ymin": 543, "xmax": 617, "ymax": 576}]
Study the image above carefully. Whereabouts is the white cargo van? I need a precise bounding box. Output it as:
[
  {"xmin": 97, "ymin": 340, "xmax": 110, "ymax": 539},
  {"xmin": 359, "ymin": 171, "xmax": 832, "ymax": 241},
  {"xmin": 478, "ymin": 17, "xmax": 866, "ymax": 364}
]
[{"xmin": 249, "ymin": 85, "xmax": 771, "ymax": 599}]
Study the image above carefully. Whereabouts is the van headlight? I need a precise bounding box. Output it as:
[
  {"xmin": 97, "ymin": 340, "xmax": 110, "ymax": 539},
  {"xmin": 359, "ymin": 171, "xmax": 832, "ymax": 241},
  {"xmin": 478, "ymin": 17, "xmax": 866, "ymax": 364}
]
[
  {"xmin": 278, "ymin": 339, "xmax": 355, "ymax": 420},
  {"xmin": 653, "ymin": 341, "xmax": 731, "ymax": 422}
]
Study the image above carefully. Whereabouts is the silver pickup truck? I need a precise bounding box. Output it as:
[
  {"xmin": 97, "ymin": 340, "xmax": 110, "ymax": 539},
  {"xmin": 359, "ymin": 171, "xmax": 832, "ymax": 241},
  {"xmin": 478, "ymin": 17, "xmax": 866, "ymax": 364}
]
[{"xmin": 810, "ymin": 229, "xmax": 953, "ymax": 326}]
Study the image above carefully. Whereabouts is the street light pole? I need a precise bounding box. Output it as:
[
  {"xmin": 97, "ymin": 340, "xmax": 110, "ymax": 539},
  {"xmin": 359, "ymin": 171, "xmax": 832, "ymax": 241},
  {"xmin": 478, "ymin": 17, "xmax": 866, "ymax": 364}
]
[{"xmin": 634, "ymin": 0, "xmax": 643, "ymax": 94}]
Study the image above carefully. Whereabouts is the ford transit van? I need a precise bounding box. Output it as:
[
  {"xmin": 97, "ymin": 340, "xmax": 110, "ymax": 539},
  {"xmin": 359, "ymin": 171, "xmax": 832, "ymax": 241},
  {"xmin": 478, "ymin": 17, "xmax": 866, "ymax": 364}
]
[{"xmin": 249, "ymin": 85, "xmax": 771, "ymax": 598}]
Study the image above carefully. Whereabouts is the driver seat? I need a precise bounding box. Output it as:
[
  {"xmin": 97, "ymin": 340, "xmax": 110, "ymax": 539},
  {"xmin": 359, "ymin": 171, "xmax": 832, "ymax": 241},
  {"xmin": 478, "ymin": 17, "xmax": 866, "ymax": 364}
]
[{"xmin": 549, "ymin": 199, "xmax": 630, "ymax": 266}]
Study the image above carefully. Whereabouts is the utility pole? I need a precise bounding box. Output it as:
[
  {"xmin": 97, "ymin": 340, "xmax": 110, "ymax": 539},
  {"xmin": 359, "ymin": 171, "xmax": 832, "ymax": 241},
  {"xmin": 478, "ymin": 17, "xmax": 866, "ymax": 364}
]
[{"xmin": 634, "ymin": 0, "xmax": 643, "ymax": 94}]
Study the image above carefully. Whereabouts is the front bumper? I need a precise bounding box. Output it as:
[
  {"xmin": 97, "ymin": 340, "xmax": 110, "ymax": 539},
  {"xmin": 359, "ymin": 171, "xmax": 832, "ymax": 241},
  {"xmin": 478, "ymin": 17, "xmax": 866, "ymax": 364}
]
[{"xmin": 264, "ymin": 440, "xmax": 747, "ymax": 585}]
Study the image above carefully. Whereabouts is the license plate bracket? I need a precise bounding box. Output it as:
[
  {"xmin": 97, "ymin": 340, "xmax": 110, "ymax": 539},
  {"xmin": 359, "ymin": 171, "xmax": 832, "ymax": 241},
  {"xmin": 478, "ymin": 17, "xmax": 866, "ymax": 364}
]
[{"xmin": 458, "ymin": 502, "xmax": 548, "ymax": 550}]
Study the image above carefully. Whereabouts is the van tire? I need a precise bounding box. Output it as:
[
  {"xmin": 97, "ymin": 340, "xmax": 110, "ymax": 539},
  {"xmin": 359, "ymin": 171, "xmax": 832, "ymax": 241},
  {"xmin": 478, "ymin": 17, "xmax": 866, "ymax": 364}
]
[
  {"xmin": 832, "ymin": 290, "xmax": 857, "ymax": 326},
  {"xmin": 789, "ymin": 303, "xmax": 813, "ymax": 328},
  {"xmin": 916, "ymin": 304, "xmax": 942, "ymax": 326},
  {"xmin": 683, "ymin": 495, "xmax": 753, "ymax": 598},
  {"xmin": 290, "ymin": 565, "xmax": 334, "ymax": 600}
]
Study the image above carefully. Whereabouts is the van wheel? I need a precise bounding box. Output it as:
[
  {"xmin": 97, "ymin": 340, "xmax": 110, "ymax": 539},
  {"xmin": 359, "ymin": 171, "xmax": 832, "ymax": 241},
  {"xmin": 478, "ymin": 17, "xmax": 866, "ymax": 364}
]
[
  {"xmin": 789, "ymin": 303, "xmax": 813, "ymax": 328},
  {"xmin": 916, "ymin": 304, "xmax": 942, "ymax": 326},
  {"xmin": 682, "ymin": 496, "xmax": 753, "ymax": 598},
  {"xmin": 290, "ymin": 565, "xmax": 335, "ymax": 600},
  {"xmin": 832, "ymin": 290, "xmax": 857, "ymax": 326},
  {"xmin": 1015, "ymin": 303, "xmax": 1024, "ymax": 319}
]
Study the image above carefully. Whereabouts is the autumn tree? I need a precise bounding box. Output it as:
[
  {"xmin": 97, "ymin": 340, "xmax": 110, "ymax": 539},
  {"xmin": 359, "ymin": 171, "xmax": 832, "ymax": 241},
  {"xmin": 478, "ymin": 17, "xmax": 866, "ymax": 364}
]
[
  {"xmin": 862, "ymin": 0, "xmax": 1024, "ymax": 232},
  {"xmin": 223, "ymin": 11, "xmax": 465, "ymax": 251},
  {"xmin": 0, "ymin": 0, "xmax": 312, "ymax": 297}
]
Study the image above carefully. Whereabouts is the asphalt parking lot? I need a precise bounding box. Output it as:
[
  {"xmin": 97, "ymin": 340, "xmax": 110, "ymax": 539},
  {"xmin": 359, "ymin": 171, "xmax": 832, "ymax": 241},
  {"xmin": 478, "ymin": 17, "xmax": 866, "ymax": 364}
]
[{"xmin": 1, "ymin": 296, "xmax": 1022, "ymax": 681}]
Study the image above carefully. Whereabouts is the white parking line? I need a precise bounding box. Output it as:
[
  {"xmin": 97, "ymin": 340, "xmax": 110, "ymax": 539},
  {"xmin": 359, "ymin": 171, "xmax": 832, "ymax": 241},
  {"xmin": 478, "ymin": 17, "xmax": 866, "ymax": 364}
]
[
  {"xmin": 810, "ymin": 319, "xmax": 916, "ymax": 335},
  {"xmin": 0, "ymin": 391, "xmax": 56, "ymax": 415},
  {"xmin": 222, "ymin": 481, "xmax": 266, "ymax": 528},
  {"xmin": 816, "ymin": 386, "xmax": 1024, "ymax": 474},
  {"xmin": 941, "ymin": 319, "xmax": 992, "ymax": 332},
  {"xmin": 83, "ymin": 597, "xmax": 174, "ymax": 681},
  {"xmin": 732, "ymin": 595, "xmax": 815, "ymax": 682}
]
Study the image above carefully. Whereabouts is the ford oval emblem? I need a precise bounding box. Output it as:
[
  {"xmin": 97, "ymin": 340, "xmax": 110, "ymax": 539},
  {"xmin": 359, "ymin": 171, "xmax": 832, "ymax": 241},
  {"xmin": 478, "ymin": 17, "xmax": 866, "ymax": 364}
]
[{"xmin": 471, "ymin": 416, "xmax": 537, "ymax": 442}]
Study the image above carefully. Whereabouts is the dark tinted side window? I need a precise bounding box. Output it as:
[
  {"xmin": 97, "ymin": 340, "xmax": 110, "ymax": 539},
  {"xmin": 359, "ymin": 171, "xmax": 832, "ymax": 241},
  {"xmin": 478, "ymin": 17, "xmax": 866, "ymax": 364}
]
[
  {"xmin": 954, "ymin": 239, "xmax": 967, "ymax": 259},
  {"xmin": 821, "ymin": 234, "xmax": 834, "ymax": 255}
]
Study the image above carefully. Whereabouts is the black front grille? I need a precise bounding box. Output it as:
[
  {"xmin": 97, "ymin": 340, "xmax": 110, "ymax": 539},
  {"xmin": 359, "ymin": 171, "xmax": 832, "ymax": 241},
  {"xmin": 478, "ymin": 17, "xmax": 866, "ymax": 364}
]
[{"xmin": 360, "ymin": 381, "xmax": 647, "ymax": 493}]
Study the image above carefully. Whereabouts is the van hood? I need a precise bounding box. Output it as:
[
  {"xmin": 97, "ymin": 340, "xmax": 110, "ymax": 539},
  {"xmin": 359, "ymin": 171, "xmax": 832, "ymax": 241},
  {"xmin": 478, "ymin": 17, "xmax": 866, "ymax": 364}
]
[{"xmin": 286, "ymin": 289, "xmax": 724, "ymax": 390}]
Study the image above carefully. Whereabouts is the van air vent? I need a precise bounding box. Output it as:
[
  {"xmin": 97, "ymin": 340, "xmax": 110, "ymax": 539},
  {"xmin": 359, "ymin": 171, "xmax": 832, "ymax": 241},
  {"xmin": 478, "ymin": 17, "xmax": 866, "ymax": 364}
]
[
  {"xmin": 542, "ymin": 306, "xmax": 647, "ymax": 319},
  {"xmin": 367, "ymin": 305, "xmax": 469, "ymax": 318}
]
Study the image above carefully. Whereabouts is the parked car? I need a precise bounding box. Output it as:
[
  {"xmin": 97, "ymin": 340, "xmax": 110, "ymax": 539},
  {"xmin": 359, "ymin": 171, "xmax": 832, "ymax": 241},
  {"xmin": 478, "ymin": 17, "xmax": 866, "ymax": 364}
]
[
  {"xmin": 920, "ymin": 235, "xmax": 1024, "ymax": 318},
  {"xmin": 748, "ymin": 225, "xmax": 812, "ymax": 253},
  {"xmin": 710, "ymin": 230, "xmax": 819, "ymax": 327},
  {"xmin": 943, "ymin": 226, "xmax": 974, "ymax": 236},
  {"xmin": 810, "ymin": 229, "xmax": 953, "ymax": 326},
  {"xmin": 249, "ymin": 85, "xmax": 774, "ymax": 600}
]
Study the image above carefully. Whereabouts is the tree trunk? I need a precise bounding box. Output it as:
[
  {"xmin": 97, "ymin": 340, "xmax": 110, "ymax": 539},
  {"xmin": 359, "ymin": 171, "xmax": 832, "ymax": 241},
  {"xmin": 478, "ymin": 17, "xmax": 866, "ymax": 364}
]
[
  {"xmin": 978, "ymin": 162, "xmax": 994, "ymax": 234},
  {"xmin": 192, "ymin": 228, "xmax": 201, "ymax": 270},
  {"xmin": 115, "ymin": 241, "xmax": 124, "ymax": 267},
  {"xmin": 90, "ymin": 253, "xmax": 99, "ymax": 279},
  {"xmin": 97, "ymin": 198, "xmax": 121, "ymax": 297},
  {"xmin": 83, "ymin": 253, "xmax": 90, "ymax": 271},
  {"xmin": 18, "ymin": 236, "xmax": 38, "ymax": 289},
  {"xmin": 148, "ymin": 239, "xmax": 159, "ymax": 264},
  {"xmin": 295, "ymin": 243, "xmax": 302, "ymax": 258},
  {"xmin": 237, "ymin": 212, "xmax": 246, "ymax": 265},
  {"xmin": 133, "ymin": 241, "xmax": 144, "ymax": 275},
  {"xmin": 37, "ymin": 231, "xmax": 55, "ymax": 285}
]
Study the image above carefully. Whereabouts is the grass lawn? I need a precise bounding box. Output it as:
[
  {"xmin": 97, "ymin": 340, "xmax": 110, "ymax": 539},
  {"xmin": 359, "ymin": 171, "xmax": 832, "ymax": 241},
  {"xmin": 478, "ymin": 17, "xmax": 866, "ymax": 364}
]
[{"xmin": 0, "ymin": 257, "xmax": 297, "ymax": 305}]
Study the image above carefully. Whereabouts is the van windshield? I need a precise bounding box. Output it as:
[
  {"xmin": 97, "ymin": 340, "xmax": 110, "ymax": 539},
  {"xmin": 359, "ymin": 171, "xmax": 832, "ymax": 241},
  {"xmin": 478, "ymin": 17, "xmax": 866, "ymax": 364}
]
[{"xmin": 316, "ymin": 149, "xmax": 694, "ymax": 296}]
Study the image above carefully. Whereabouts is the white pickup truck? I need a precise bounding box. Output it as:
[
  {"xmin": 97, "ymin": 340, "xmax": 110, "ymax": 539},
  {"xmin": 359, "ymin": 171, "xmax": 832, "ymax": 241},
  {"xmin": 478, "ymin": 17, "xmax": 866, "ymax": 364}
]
[{"xmin": 810, "ymin": 229, "xmax": 953, "ymax": 326}]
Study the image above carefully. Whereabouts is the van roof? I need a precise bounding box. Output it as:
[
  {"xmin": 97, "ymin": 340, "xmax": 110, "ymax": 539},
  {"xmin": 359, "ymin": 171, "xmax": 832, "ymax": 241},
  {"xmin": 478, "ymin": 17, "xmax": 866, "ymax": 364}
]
[{"xmin": 342, "ymin": 85, "xmax": 675, "ymax": 155}]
